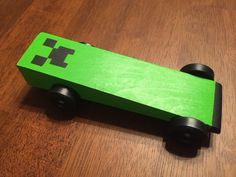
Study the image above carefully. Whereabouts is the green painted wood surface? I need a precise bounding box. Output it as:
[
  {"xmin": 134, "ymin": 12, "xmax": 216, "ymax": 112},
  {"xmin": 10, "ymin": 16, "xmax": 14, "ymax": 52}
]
[{"xmin": 17, "ymin": 32, "xmax": 216, "ymax": 126}]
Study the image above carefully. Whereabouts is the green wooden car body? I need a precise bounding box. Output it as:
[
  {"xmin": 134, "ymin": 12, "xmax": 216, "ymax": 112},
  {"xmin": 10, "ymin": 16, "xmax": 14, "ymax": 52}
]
[{"xmin": 17, "ymin": 32, "xmax": 222, "ymax": 133}]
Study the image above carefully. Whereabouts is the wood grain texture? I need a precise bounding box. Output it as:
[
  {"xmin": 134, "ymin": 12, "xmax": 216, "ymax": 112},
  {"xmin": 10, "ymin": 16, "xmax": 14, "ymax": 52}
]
[{"xmin": 0, "ymin": 0, "xmax": 235, "ymax": 177}]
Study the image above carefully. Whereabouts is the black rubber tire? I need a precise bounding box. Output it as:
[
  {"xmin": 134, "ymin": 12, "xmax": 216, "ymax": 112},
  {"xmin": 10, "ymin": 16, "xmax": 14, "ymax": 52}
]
[
  {"xmin": 169, "ymin": 117, "xmax": 209, "ymax": 145},
  {"xmin": 79, "ymin": 42, "xmax": 93, "ymax": 46},
  {"xmin": 180, "ymin": 63, "xmax": 214, "ymax": 80},
  {"xmin": 49, "ymin": 85, "xmax": 78, "ymax": 111}
]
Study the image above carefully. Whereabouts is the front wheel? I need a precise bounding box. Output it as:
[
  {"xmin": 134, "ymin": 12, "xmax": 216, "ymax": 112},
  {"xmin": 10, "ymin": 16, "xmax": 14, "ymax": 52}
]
[
  {"xmin": 79, "ymin": 42, "xmax": 93, "ymax": 46},
  {"xmin": 49, "ymin": 85, "xmax": 78, "ymax": 111}
]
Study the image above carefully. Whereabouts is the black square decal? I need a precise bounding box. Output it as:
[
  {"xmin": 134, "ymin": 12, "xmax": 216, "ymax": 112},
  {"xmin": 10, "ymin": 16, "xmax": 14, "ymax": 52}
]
[
  {"xmin": 31, "ymin": 55, "xmax": 47, "ymax": 66},
  {"xmin": 43, "ymin": 38, "xmax": 57, "ymax": 48}
]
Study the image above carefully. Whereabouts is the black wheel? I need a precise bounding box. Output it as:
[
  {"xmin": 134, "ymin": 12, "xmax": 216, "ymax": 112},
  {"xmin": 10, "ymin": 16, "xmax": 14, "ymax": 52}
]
[
  {"xmin": 180, "ymin": 63, "xmax": 214, "ymax": 80},
  {"xmin": 169, "ymin": 117, "xmax": 209, "ymax": 145},
  {"xmin": 49, "ymin": 85, "xmax": 78, "ymax": 111},
  {"xmin": 79, "ymin": 42, "xmax": 93, "ymax": 46}
]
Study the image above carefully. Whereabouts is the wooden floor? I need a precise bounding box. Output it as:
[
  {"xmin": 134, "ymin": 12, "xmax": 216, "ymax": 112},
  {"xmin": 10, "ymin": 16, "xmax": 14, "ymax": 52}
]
[{"xmin": 0, "ymin": 0, "xmax": 235, "ymax": 176}]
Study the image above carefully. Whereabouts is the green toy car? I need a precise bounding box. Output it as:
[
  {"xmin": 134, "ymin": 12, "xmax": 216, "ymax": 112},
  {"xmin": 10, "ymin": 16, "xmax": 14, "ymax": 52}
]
[{"xmin": 17, "ymin": 32, "xmax": 222, "ymax": 145}]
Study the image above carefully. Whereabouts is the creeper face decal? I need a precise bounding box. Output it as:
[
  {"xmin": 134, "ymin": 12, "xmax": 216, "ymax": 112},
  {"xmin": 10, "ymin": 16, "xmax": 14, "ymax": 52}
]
[{"xmin": 31, "ymin": 38, "xmax": 75, "ymax": 68}]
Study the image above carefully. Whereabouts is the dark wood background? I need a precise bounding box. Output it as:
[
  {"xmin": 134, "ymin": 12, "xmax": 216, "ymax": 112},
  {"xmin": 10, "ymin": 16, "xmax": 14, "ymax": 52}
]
[{"xmin": 0, "ymin": 0, "xmax": 235, "ymax": 176}]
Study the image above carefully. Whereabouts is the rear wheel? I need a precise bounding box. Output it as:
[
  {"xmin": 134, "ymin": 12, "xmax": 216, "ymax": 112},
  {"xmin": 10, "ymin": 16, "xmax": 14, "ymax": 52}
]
[
  {"xmin": 180, "ymin": 63, "xmax": 214, "ymax": 80},
  {"xmin": 49, "ymin": 85, "xmax": 78, "ymax": 111},
  {"xmin": 169, "ymin": 117, "xmax": 209, "ymax": 145}
]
